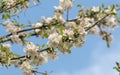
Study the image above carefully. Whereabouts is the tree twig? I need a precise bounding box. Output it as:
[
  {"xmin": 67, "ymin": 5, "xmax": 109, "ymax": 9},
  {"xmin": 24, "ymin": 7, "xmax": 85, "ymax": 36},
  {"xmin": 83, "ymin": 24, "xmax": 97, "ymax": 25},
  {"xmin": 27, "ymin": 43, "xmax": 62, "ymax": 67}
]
[
  {"xmin": 0, "ymin": 0, "xmax": 28, "ymax": 13},
  {"xmin": 0, "ymin": 14, "xmax": 111, "ymax": 43},
  {"xmin": 66, "ymin": 10, "xmax": 69, "ymax": 21},
  {"xmin": 11, "ymin": 47, "xmax": 50, "ymax": 60},
  {"xmin": 0, "ymin": 8, "xmax": 120, "ymax": 43},
  {"xmin": 85, "ymin": 14, "xmax": 109, "ymax": 31}
]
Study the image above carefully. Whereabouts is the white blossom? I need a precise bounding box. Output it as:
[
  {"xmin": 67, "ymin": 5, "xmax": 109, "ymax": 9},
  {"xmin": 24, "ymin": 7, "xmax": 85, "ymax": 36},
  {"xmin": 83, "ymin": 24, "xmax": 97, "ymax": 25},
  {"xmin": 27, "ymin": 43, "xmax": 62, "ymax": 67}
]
[
  {"xmin": 24, "ymin": 42, "xmax": 48, "ymax": 66},
  {"xmin": 59, "ymin": 0, "xmax": 73, "ymax": 10},
  {"xmin": 58, "ymin": 42, "xmax": 72, "ymax": 54},
  {"xmin": 48, "ymin": 33, "xmax": 62, "ymax": 48},
  {"xmin": 3, "ymin": 20, "xmax": 25, "ymax": 44},
  {"xmin": 79, "ymin": 18, "xmax": 93, "ymax": 28},
  {"xmin": 53, "ymin": 15, "xmax": 65, "ymax": 24},
  {"xmin": 24, "ymin": 42, "xmax": 38, "ymax": 59},
  {"xmin": 95, "ymin": 12, "xmax": 104, "ymax": 20},
  {"xmin": 11, "ymin": 35, "xmax": 23, "ymax": 44},
  {"xmin": 41, "ymin": 16, "xmax": 53, "ymax": 24},
  {"xmin": 20, "ymin": 61, "xmax": 33, "ymax": 75},
  {"xmin": 3, "ymin": 20, "xmax": 21, "ymax": 33},
  {"xmin": 33, "ymin": 52, "xmax": 48, "ymax": 66},
  {"xmin": 88, "ymin": 26, "xmax": 99, "ymax": 34},
  {"xmin": 73, "ymin": 26, "xmax": 86, "ymax": 47},
  {"xmin": 34, "ymin": 22, "xmax": 43, "ymax": 33},
  {"xmin": 91, "ymin": 6, "xmax": 100, "ymax": 12},
  {"xmin": 73, "ymin": 39, "xmax": 85, "ymax": 47},
  {"xmin": 99, "ymin": 31, "xmax": 113, "ymax": 44},
  {"xmin": 46, "ymin": 17, "xmax": 53, "ymax": 23},
  {"xmin": 3, "ymin": 0, "xmax": 15, "ymax": 7},
  {"xmin": 47, "ymin": 52, "xmax": 58, "ymax": 60},
  {"xmin": 104, "ymin": 7, "xmax": 116, "ymax": 14},
  {"xmin": 65, "ymin": 22, "xmax": 76, "ymax": 28},
  {"xmin": 63, "ymin": 29, "xmax": 74, "ymax": 38},
  {"xmin": 54, "ymin": 5, "xmax": 64, "ymax": 14},
  {"xmin": 105, "ymin": 16, "xmax": 118, "ymax": 29},
  {"xmin": 3, "ymin": 44, "xmax": 11, "ymax": 51},
  {"xmin": 10, "ymin": 60, "xmax": 19, "ymax": 67},
  {"xmin": 77, "ymin": 26, "xmax": 87, "ymax": 35}
]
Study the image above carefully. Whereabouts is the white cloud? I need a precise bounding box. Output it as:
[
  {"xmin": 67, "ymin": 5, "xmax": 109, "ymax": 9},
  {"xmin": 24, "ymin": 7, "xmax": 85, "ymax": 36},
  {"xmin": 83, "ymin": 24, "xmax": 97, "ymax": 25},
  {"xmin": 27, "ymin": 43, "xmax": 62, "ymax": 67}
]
[
  {"xmin": 78, "ymin": 44, "xmax": 120, "ymax": 75},
  {"xmin": 52, "ymin": 43, "xmax": 120, "ymax": 75}
]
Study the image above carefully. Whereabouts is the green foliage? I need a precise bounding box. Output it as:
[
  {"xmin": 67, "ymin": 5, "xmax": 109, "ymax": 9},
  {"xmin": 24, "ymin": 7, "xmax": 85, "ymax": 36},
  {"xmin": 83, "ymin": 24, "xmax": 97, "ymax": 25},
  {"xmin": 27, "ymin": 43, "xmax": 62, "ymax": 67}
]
[
  {"xmin": 43, "ymin": 33, "xmax": 48, "ymax": 38},
  {"xmin": 74, "ymin": 31, "xmax": 79, "ymax": 38},
  {"xmin": 77, "ymin": 4, "xmax": 82, "ymax": 8},
  {"xmin": 66, "ymin": 49, "xmax": 71, "ymax": 54},
  {"xmin": 2, "ymin": 13, "xmax": 10, "ymax": 19},
  {"xmin": 41, "ymin": 44, "xmax": 45, "ymax": 49},
  {"xmin": 26, "ymin": 32, "xmax": 32, "ymax": 38},
  {"xmin": 114, "ymin": 62, "xmax": 120, "ymax": 72}
]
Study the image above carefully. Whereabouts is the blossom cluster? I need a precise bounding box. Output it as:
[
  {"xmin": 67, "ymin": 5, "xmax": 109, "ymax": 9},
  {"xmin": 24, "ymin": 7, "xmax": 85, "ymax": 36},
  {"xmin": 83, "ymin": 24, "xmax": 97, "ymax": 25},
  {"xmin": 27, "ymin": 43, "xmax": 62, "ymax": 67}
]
[
  {"xmin": 3, "ymin": 20, "xmax": 25, "ymax": 44},
  {"xmin": 1, "ymin": 0, "xmax": 38, "ymax": 10},
  {"xmin": 2, "ymin": 0, "xmax": 15, "ymax": 8},
  {"xmin": 1, "ymin": 0, "xmax": 40, "ymax": 17},
  {"xmin": 24, "ymin": 42, "xmax": 58, "ymax": 62},
  {"xmin": 20, "ymin": 61, "xmax": 34, "ymax": 75},
  {"xmin": 19, "ymin": 42, "xmax": 57, "ymax": 74},
  {"xmin": 0, "ymin": 44, "xmax": 11, "ymax": 66},
  {"xmin": 0, "ymin": 0, "xmax": 119, "ymax": 75}
]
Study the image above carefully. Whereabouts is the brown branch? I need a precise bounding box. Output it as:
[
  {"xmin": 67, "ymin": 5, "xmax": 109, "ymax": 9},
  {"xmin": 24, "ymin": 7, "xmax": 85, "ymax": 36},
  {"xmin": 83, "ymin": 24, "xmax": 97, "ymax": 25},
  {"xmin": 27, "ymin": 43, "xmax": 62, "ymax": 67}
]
[
  {"xmin": 0, "ymin": 0, "xmax": 28, "ymax": 13},
  {"xmin": 7, "ymin": 26, "xmax": 45, "ymax": 38},
  {"xmin": 85, "ymin": 14, "xmax": 109, "ymax": 31},
  {"xmin": 85, "ymin": 7, "xmax": 120, "ymax": 31},
  {"xmin": 0, "ymin": 38, "xmax": 11, "ymax": 43},
  {"xmin": 11, "ymin": 47, "xmax": 50, "ymax": 60},
  {"xmin": 33, "ymin": 71, "xmax": 47, "ymax": 75},
  {"xmin": 0, "ymin": 14, "xmax": 111, "ymax": 43},
  {"xmin": 0, "ymin": 8, "xmax": 120, "ymax": 43},
  {"xmin": 0, "ymin": 25, "xmax": 46, "ymax": 42},
  {"xmin": 11, "ymin": 56, "xmax": 27, "ymax": 60},
  {"xmin": 0, "ymin": 32, "xmax": 39, "ymax": 43}
]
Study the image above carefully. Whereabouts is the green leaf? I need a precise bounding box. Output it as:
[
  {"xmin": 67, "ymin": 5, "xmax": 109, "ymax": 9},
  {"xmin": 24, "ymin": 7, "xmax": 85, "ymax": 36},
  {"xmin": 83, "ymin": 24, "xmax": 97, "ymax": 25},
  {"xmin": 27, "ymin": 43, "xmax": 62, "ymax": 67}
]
[
  {"xmin": 44, "ymin": 33, "xmax": 48, "ymax": 38},
  {"xmin": 88, "ymin": 11, "xmax": 95, "ymax": 18},
  {"xmin": 0, "ymin": 44, "xmax": 3, "ymax": 49},
  {"xmin": 59, "ymin": 26, "xmax": 64, "ymax": 34},
  {"xmin": 2, "ymin": 13, "xmax": 10, "ymax": 19},
  {"xmin": 114, "ymin": 67, "xmax": 120, "ymax": 72},
  {"xmin": 107, "ymin": 42, "xmax": 110, "ymax": 48},
  {"xmin": 26, "ymin": 32, "xmax": 32, "ymax": 38},
  {"xmin": 37, "ymin": 0, "xmax": 40, "ymax": 2},
  {"xmin": 116, "ymin": 62, "xmax": 120, "ymax": 67},
  {"xmin": 0, "ymin": 44, "xmax": 6, "ymax": 52},
  {"xmin": 20, "ymin": 24, "xmax": 26, "ymax": 28},
  {"xmin": 101, "ymin": 3, "xmax": 105, "ymax": 8},
  {"xmin": 110, "ymin": 12, "xmax": 116, "ymax": 15},
  {"xmin": 77, "ymin": 4, "xmax": 82, "ymax": 8},
  {"xmin": 74, "ymin": 31, "xmax": 79, "ymax": 38},
  {"xmin": 66, "ymin": 49, "xmax": 71, "ymax": 54},
  {"xmin": 41, "ymin": 44, "xmax": 45, "ymax": 49}
]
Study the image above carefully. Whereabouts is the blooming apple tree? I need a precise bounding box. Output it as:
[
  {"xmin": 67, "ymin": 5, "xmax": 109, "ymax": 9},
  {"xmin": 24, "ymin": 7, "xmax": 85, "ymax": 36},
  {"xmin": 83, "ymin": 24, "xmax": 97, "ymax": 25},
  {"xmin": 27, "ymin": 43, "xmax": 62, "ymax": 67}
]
[{"xmin": 0, "ymin": 0, "xmax": 120, "ymax": 75}]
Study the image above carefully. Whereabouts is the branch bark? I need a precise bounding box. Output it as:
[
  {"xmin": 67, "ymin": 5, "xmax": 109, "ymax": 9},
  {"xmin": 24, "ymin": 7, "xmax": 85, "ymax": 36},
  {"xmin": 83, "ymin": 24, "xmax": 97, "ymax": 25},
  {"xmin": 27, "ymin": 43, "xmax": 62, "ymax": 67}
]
[
  {"xmin": 85, "ymin": 14, "xmax": 109, "ymax": 31},
  {"xmin": 11, "ymin": 47, "xmax": 50, "ymax": 60},
  {"xmin": 0, "ymin": 0, "xmax": 28, "ymax": 13},
  {"xmin": 0, "ymin": 14, "xmax": 110, "ymax": 43}
]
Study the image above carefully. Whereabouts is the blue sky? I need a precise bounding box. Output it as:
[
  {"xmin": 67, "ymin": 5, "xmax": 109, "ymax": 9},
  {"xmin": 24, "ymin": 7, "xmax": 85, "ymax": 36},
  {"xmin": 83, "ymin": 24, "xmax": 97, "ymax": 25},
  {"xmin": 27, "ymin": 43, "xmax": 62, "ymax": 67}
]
[{"xmin": 1, "ymin": 0, "xmax": 120, "ymax": 75}]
